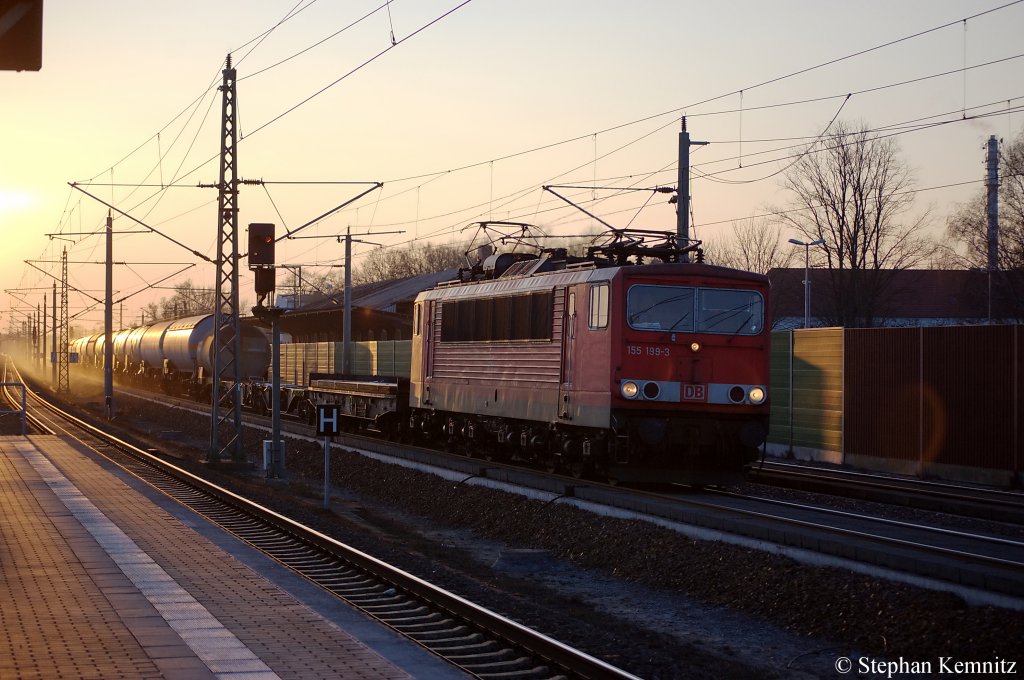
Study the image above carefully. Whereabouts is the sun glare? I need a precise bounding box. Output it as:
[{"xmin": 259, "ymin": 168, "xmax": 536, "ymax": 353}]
[{"xmin": 0, "ymin": 190, "xmax": 33, "ymax": 214}]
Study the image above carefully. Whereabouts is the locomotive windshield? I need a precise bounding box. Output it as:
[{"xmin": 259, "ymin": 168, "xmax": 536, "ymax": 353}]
[{"xmin": 627, "ymin": 285, "xmax": 764, "ymax": 335}]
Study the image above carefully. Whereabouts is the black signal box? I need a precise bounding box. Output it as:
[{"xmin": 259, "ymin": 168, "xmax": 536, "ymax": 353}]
[{"xmin": 248, "ymin": 222, "xmax": 275, "ymax": 266}]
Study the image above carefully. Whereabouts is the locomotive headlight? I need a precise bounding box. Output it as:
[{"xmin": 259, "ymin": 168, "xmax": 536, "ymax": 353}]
[
  {"xmin": 621, "ymin": 381, "xmax": 640, "ymax": 399},
  {"xmin": 748, "ymin": 387, "xmax": 766, "ymax": 405},
  {"xmin": 690, "ymin": 342, "xmax": 701, "ymax": 353}
]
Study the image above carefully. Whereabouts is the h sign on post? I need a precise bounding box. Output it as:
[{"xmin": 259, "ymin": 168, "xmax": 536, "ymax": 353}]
[
  {"xmin": 317, "ymin": 404, "xmax": 341, "ymax": 437},
  {"xmin": 316, "ymin": 404, "xmax": 340, "ymax": 511}
]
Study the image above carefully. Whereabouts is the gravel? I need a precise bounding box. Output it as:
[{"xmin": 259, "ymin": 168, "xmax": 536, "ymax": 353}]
[{"xmin": 49, "ymin": 379, "xmax": 1024, "ymax": 678}]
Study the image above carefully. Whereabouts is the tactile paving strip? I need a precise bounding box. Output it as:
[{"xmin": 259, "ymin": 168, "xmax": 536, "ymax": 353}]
[{"xmin": 18, "ymin": 438, "xmax": 281, "ymax": 679}]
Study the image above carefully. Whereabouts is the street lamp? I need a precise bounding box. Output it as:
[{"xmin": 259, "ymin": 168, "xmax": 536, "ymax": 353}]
[{"xmin": 788, "ymin": 238, "xmax": 824, "ymax": 328}]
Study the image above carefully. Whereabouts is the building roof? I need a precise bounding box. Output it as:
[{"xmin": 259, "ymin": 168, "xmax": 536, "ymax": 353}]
[
  {"xmin": 768, "ymin": 268, "xmax": 1024, "ymax": 324},
  {"xmin": 285, "ymin": 268, "xmax": 460, "ymax": 314}
]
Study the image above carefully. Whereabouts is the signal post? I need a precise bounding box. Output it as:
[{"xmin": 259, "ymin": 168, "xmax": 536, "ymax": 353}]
[{"xmin": 248, "ymin": 222, "xmax": 285, "ymax": 479}]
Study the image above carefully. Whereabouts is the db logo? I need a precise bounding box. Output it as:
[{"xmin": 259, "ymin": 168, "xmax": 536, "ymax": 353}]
[{"xmin": 682, "ymin": 384, "xmax": 706, "ymax": 401}]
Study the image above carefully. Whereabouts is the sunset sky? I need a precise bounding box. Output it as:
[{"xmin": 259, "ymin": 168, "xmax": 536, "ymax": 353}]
[{"xmin": 1, "ymin": 0, "xmax": 1021, "ymax": 333}]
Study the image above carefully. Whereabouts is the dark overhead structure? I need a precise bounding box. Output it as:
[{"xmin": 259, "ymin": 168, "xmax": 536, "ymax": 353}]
[{"xmin": 0, "ymin": 1, "xmax": 43, "ymax": 72}]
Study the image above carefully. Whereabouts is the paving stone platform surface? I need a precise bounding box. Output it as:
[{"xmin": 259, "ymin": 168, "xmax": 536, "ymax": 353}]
[{"xmin": 0, "ymin": 435, "xmax": 464, "ymax": 679}]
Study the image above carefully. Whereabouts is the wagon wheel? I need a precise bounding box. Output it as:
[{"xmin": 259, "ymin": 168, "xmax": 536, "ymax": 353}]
[{"xmin": 301, "ymin": 401, "xmax": 316, "ymax": 427}]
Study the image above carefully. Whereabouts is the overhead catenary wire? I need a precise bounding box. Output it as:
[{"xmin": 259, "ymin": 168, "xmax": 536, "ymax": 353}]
[
  {"xmin": 69, "ymin": 3, "xmax": 1024, "ymax": 234},
  {"xmin": 60, "ymin": 1, "xmax": 475, "ymax": 263},
  {"xmin": 346, "ymin": 97, "xmax": 1011, "ymax": 249},
  {"xmin": 18, "ymin": 1, "xmax": 1024, "ymax": 325},
  {"xmin": 24, "ymin": 2, "xmax": 474, "ymax": 318},
  {"xmin": 237, "ymin": 1, "xmax": 388, "ymax": 82},
  {"xmin": 311, "ymin": 59, "xmax": 1022, "ymax": 254}
]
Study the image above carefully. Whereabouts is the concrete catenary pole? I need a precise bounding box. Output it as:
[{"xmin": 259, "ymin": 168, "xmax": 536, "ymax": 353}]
[
  {"xmin": 51, "ymin": 283, "xmax": 56, "ymax": 386},
  {"xmin": 986, "ymin": 135, "xmax": 1000, "ymax": 272},
  {"xmin": 676, "ymin": 117, "xmax": 708, "ymax": 262},
  {"xmin": 343, "ymin": 226, "xmax": 352, "ymax": 375},
  {"xmin": 104, "ymin": 212, "xmax": 114, "ymax": 419}
]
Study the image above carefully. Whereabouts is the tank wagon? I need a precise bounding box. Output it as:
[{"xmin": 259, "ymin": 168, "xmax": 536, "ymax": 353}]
[{"xmin": 71, "ymin": 314, "xmax": 270, "ymax": 400}]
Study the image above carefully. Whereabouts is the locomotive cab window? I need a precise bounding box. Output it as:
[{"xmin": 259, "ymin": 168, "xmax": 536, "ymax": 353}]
[
  {"xmin": 413, "ymin": 303, "xmax": 421, "ymax": 336},
  {"xmin": 627, "ymin": 285, "xmax": 764, "ymax": 335},
  {"xmin": 588, "ymin": 282, "xmax": 609, "ymax": 329},
  {"xmin": 697, "ymin": 288, "xmax": 764, "ymax": 335},
  {"xmin": 627, "ymin": 285, "xmax": 694, "ymax": 331}
]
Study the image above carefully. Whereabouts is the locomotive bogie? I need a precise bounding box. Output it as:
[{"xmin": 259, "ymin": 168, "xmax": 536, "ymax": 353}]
[{"xmin": 605, "ymin": 409, "xmax": 766, "ymax": 484}]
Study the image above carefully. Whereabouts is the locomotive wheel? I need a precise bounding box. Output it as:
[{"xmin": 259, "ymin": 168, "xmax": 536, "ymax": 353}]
[
  {"xmin": 482, "ymin": 445, "xmax": 503, "ymax": 462},
  {"xmin": 568, "ymin": 457, "xmax": 592, "ymax": 479}
]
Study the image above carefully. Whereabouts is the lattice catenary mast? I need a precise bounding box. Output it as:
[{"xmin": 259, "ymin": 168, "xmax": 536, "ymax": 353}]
[
  {"xmin": 209, "ymin": 54, "xmax": 244, "ymax": 462},
  {"xmin": 57, "ymin": 247, "xmax": 69, "ymax": 393}
]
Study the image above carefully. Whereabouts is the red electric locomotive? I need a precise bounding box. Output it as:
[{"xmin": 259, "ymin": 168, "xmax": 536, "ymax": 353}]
[{"xmin": 408, "ymin": 227, "xmax": 770, "ymax": 485}]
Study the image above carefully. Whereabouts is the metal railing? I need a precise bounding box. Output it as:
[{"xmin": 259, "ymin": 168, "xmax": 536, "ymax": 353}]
[{"xmin": 0, "ymin": 381, "xmax": 28, "ymax": 435}]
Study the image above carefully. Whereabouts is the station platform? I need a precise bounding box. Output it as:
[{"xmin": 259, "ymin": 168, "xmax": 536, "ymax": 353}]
[{"xmin": 0, "ymin": 435, "xmax": 466, "ymax": 679}]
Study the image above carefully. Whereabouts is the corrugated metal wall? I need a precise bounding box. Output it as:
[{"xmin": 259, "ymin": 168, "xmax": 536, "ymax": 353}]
[
  {"xmin": 844, "ymin": 326, "xmax": 1021, "ymax": 472},
  {"xmin": 768, "ymin": 333, "xmax": 791, "ymax": 443},
  {"xmin": 775, "ymin": 325, "xmax": 1022, "ymax": 478},
  {"xmin": 769, "ymin": 329, "xmax": 844, "ymax": 453},
  {"xmin": 922, "ymin": 326, "xmax": 1016, "ymax": 470},
  {"xmin": 844, "ymin": 328, "xmax": 920, "ymax": 464},
  {"xmin": 1018, "ymin": 327, "xmax": 1023, "ymax": 477}
]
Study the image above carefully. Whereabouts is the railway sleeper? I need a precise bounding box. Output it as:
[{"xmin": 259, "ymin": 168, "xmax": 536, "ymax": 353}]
[
  {"xmin": 410, "ymin": 631, "xmax": 482, "ymax": 646},
  {"xmin": 361, "ymin": 603, "xmax": 430, "ymax": 615},
  {"xmin": 319, "ymin": 577, "xmax": 376, "ymax": 589},
  {"xmin": 447, "ymin": 647, "xmax": 521, "ymax": 662},
  {"xmin": 475, "ymin": 667, "xmax": 560, "ymax": 680},
  {"xmin": 339, "ymin": 585, "xmax": 403, "ymax": 598},
  {"xmin": 377, "ymin": 612, "xmax": 447, "ymax": 626},
  {"xmin": 470, "ymin": 668, "xmax": 554, "ymax": 679},
  {"xmin": 330, "ymin": 583, "xmax": 392, "ymax": 595},
  {"xmin": 389, "ymin": 618, "xmax": 459, "ymax": 633},
  {"xmin": 429, "ymin": 640, "xmax": 500, "ymax": 655},
  {"xmin": 400, "ymin": 625, "xmax": 472, "ymax": 641},
  {"xmin": 298, "ymin": 565, "xmax": 349, "ymax": 576},
  {"xmin": 454, "ymin": 655, "xmax": 537, "ymax": 673},
  {"xmin": 290, "ymin": 557, "xmax": 340, "ymax": 569}
]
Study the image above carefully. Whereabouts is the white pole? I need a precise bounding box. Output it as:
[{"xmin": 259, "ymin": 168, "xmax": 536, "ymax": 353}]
[
  {"xmin": 323, "ymin": 436, "xmax": 331, "ymax": 510},
  {"xmin": 803, "ymin": 245, "xmax": 811, "ymax": 329},
  {"xmin": 789, "ymin": 238, "xmax": 824, "ymax": 328}
]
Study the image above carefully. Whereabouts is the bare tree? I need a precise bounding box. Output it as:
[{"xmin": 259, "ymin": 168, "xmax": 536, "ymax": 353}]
[
  {"xmin": 352, "ymin": 241, "xmax": 466, "ymax": 284},
  {"xmin": 278, "ymin": 266, "xmax": 340, "ymax": 304},
  {"xmin": 705, "ymin": 217, "xmax": 797, "ymax": 274},
  {"xmin": 158, "ymin": 279, "xmax": 215, "ymax": 319},
  {"xmin": 141, "ymin": 301, "xmax": 160, "ymax": 324},
  {"xmin": 777, "ymin": 120, "xmax": 935, "ymax": 327}
]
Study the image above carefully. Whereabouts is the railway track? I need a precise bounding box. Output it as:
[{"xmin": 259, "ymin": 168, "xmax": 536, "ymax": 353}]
[
  {"xmin": 2, "ymin": 359, "xmax": 640, "ymax": 680},
  {"xmin": 98, "ymin": 379, "xmax": 1024, "ymax": 603},
  {"xmin": 747, "ymin": 459, "xmax": 1024, "ymax": 524}
]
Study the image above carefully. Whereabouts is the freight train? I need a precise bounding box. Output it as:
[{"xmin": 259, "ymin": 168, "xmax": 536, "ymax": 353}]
[{"xmin": 70, "ymin": 229, "xmax": 771, "ymax": 484}]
